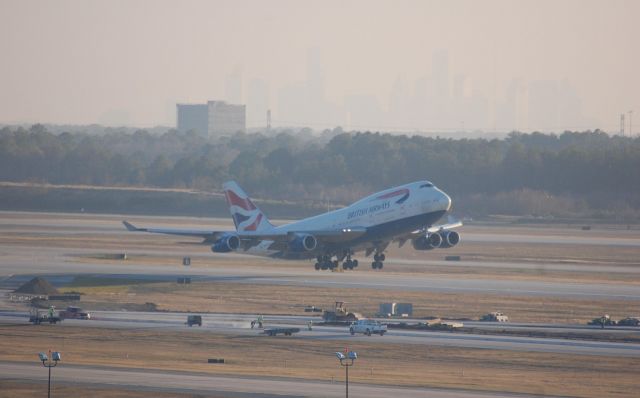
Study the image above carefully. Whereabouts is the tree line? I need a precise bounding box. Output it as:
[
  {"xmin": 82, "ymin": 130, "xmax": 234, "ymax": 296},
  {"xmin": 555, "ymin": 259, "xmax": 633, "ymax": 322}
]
[{"xmin": 1, "ymin": 124, "xmax": 639, "ymax": 218}]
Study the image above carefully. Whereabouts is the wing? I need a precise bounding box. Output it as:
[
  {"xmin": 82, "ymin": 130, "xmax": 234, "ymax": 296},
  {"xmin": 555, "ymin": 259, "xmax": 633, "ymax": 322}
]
[
  {"xmin": 239, "ymin": 227, "xmax": 368, "ymax": 251},
  {"xmin": 123, "ymin": 220, "xmax": 367, "ymax": 249},
  {"xmin": 239, "ymin": 227, "xmax": 367, "ymax": 243},
  {"xmin": 394, "ymin": 217, "xmax": 463, "ymax": 247},
  {"xmin": 122, "ymin": 221, "xmax": 230, "ymax": 243}
]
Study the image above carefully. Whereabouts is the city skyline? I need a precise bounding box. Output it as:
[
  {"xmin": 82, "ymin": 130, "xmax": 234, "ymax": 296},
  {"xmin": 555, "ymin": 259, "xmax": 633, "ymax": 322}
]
[{"xmin": 1, "ymin": 0, "xmax": 638, "ymax": 134}]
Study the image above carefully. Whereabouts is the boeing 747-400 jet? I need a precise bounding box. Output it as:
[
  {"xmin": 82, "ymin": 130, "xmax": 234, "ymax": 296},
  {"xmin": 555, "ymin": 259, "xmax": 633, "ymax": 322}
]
[{"xmin": 123, "ymin": 180, "xmax": 461, "ymax": 271}]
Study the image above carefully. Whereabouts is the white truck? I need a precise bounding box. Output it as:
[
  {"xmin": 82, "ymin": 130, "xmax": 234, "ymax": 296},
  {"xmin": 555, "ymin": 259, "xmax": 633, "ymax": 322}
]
[{"xmin": 349, "ymin": 319, "xmax": 387, "ymax": 336}]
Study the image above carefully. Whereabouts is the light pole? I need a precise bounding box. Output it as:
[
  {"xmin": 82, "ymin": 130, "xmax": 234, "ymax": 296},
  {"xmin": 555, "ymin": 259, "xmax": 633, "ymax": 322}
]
[
  {"xmin": 38, "ymin": 351, "xmax": 61, "ymax": 398},
  {"xmin": 335, "ymin": 350, "xmax": 357, "ymax": 398}
]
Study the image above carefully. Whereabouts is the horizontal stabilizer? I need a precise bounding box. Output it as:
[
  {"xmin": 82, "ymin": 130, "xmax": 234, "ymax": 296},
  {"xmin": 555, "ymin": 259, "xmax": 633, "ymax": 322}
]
[{"xmin": 122, "ymin": 221, "xmax": 144, "ymax": 232}]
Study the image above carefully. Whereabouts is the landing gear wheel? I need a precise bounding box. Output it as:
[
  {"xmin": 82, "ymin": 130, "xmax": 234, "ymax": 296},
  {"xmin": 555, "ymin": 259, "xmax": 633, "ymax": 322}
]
[
  {"xmin": 332, "ymin": 260, "xmax": 339, "ymax": 270},
  {"xmin": 321, "ymin": 262, "xmax": 329, "ymax": 270},
  {"xmin": 314, "ymin": 262, "xmax": 321, "ymax": 270},
  {"xmin": 352, "ymin": 259, "xmax": 358, "ymax": 268},
  {"xmin": 342, "ymin": 261, "xmax": 350, "ymax": 270}
]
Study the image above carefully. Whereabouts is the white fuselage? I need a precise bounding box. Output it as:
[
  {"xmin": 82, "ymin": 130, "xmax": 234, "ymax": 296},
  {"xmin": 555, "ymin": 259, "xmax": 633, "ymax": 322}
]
[{"xmin": 245, "ymin": 181, "xmax": 451, "ymax": 258}]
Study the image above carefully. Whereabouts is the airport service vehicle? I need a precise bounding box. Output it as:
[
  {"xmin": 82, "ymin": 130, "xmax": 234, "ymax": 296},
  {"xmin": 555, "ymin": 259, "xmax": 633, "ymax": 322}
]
[
  {"xmin": 350, "ymin": 319, "xmax": 387, "ymax": 336},
  {"xmin": 186, "ymin": 315, "xmax": 202, "ymax": 327},
  {"xmin": 29, "ymin": 308, "xmax": 62, "ymax": 325},
  {"xmin": 123, "ymin": 180, "xmax": 461, "ymax": 271},
  {"xmin": 264, "ymin": 327, "xmax": 300, "ymax": 336},
  {"xmin": 480, "ymin": 312, "xmax": 509, "ymax": 322},
  {"xmin": 59, "ymin": 306, "xmax": 91, "ymax": 320}
]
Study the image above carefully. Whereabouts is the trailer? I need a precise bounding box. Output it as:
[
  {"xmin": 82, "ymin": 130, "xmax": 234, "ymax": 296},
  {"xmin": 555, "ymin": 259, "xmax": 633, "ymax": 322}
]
[{"xmin": 263, "ymin": 327, "xmax": 300, "ymax": 336}]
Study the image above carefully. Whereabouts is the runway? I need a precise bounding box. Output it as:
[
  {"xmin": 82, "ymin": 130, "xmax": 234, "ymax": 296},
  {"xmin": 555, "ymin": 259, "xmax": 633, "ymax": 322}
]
[
  {"xmin": 0, "ymin": 362, "xmax": 552, "ymax": 398},
  {"xmin": 2, "ymin": 211, "xmax": 640, "ymax": 246},
  {"xmin": 1, "ymin": 212, "xmax": 640, "ymax": 302},
  {"xmin": 2, "ymin": 255, "xmax": 640, "ymax": 300}
]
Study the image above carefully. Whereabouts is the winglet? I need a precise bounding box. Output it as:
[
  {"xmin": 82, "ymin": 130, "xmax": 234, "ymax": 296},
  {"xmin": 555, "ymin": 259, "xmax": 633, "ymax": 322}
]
[{"xmin": 122, "ymin": 221, "xmax": 142, "ymax": 231}]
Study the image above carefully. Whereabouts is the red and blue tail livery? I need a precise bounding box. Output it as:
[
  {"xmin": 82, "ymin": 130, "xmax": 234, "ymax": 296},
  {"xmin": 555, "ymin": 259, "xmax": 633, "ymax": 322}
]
[{"xmin": 223, "ymin": 181, "xmax": 275, "ymax": 233}]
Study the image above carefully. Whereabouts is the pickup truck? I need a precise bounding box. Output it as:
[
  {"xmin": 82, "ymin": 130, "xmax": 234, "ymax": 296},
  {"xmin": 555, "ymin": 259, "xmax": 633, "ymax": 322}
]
[
  {"xmin": 349, "ymin": 319, "xmax": 387, "ymax": 336},
  {"xmin": 59, "ymin": 306, "xmax": 91, "ymax": 320}
]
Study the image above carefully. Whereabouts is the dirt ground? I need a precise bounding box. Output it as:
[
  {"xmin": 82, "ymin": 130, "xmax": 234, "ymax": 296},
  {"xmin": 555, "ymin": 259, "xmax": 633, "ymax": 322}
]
[
  {"xmin": 0, "ymin": 380, "xmax": 220, "ymax": 398},
  {"xmin": 1, "ymin": 325, "xmax": 639, "ymax": 398},
  {"xmin": 61, "ymin": 279, "xmax": 638, "ymax": 325}
]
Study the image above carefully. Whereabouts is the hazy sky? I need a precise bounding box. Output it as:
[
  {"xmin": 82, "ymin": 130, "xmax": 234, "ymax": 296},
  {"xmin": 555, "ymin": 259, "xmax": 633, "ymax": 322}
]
[{"xmin": 1, "ymin": 0, "xmax": 638, "ymax": 133}]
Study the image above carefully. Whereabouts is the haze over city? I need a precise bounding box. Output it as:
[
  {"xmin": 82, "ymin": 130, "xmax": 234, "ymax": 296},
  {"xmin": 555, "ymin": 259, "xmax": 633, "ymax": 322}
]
[{"xmin": 1, "ymin": 0, "xmax": 638, "ymax": 134}]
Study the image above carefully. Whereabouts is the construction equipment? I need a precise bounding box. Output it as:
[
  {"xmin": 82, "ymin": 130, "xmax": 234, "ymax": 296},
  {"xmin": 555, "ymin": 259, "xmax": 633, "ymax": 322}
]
[
  {"xmin": 322, "ymin": 301, "xmax": 362, "ymax": 322},
  {"xmin": 29, "ymin": 308, "xmax": 62, "ymax": 325},
  {"xmin": 480, "ymin": 312, "xmax": 509, "ymax": 322},
  {"xmin": 588, "ymin": 314, "xmax": 617, "ymax": 327}
]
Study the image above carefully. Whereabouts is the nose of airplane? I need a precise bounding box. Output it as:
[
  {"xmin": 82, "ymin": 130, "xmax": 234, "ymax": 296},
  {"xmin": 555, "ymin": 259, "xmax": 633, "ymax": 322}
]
[{"xmin": 442, "ymin": 191, "xmax": 452, "ymax": 211}]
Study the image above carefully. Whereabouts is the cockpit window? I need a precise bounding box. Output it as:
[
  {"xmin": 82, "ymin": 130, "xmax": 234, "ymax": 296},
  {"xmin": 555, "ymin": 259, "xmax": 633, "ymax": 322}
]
[{"xmin": 419, "ymin": 183, "xmax": 433, "ymax": 188}]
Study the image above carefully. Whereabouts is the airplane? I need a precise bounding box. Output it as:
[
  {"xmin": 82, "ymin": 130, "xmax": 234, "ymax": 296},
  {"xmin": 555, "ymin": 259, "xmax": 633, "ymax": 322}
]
[{"xmin": 123, "ymin": 180, "xmax": 461, "ymax": 271}]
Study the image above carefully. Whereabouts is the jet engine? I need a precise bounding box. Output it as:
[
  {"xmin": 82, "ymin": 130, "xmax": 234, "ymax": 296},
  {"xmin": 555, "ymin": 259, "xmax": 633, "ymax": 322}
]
[
  {"xmin": 211, "ymin": 234, "xmax": 240, "ymax": 253},
  {"xmin": 289, "ymin": 233, "xmax": 318, "ymax": 252},
  {"xmin": 439, "ymin": 230, "xmax": 460, "ymax": 248},
  {"xmin": 412, "ymin": 233, "xmax": 442, "ymax": 250}
]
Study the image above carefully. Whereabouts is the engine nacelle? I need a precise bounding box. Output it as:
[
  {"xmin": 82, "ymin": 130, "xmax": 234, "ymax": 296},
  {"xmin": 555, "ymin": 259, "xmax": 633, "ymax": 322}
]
[
  {"xmin": 412, "ymin": 233, "xmax": 442, "ymax": 250},
  {"xmin": 289, "ymin": 233, "xmax": 317, "ymax": 252},
  {"xmin": 211, "ymin": 234, "xmax": 240, "ymax": 253},
  {"xmin": 439, "ymin": 230, "xmax": 460, "ymax": 248}
]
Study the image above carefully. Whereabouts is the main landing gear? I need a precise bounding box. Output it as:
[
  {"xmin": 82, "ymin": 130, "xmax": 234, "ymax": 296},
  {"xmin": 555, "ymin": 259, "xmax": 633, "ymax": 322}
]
[
  {"xmin": 371, "ymin": 252, "xmax": 385, "ymax": 270},
  {"xmin": 342, "ymin": 252, "xmax": 358, "ymax": 270},
  {"xmin": 314, "ymin": 254, "xmax": 359, "ymax": 271},
  {"xmin": 315, "ymin": 255, "xmax": 338, "ymax": 271}
]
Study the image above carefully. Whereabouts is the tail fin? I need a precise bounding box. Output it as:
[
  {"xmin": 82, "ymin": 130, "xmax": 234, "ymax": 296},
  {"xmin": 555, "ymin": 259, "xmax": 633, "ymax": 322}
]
[{"xmin": 222, "ymin": 181, "xmax": 275, "ymax": 233}]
